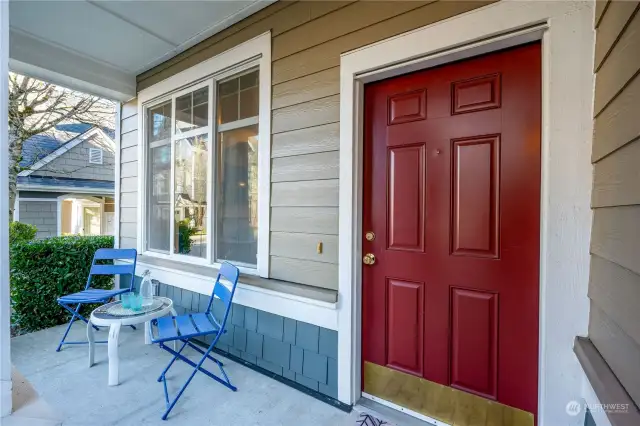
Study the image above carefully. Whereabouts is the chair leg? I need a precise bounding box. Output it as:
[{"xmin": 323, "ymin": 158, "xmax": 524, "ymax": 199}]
[
  {"xmin": 186, "ymin": 340, "xmax": 224, "ymax": 366},
  {"xmin": 57, "ymin": 302, "xmax": 101, "ymax": 351},
  {"xmin": 56, "ymin": 313, "xmax": 76, "ymax": 352},
  {"xmin": 158, "ymin": 339, "xmax": 236, "ymax": 420},
  {"xmin": 157, "ymin": 340, "xmax": 189, "ymax": 382},
  {"xmin": 59, "ymin": 303, "xmax": 99, "ymax": 330},
  {"xmin": 161, "ymin": 360, "xmax": 200, "ymax": 420}
]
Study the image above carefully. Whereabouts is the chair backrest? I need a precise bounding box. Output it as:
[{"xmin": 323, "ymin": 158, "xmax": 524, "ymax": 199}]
[
  {"xmin": 205, "ymin": 262, "xmax": 240, "ymax": 329},
  {"xmin": 86, "ymin": 248, "xmax": 138, "ymax": 290}
]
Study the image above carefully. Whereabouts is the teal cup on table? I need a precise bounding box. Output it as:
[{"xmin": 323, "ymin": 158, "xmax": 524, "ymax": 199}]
[
  {"xmin": 121, "ymin": 293, "xmax": 132, "ymax": 309},
  {"xmin": 130, "ymin": 293, "xmax": 143, "ymax": 311}
]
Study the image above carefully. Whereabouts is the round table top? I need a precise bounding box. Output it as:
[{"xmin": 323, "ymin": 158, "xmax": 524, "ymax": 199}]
[{"xmin": 90, "ymin": 296, "xmax": 173, "ymax": 327}]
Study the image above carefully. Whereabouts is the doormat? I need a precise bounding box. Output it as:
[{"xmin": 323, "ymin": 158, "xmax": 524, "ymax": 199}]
[{"xmin": 356, "ymin": 413, "xmax": 392, "ymax": 426}]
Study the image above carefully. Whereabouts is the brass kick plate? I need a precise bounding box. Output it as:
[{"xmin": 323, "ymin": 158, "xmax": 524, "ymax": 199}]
[{"xmin": 363, "ymin": 362, "xmax": 534, "ymax": 426}]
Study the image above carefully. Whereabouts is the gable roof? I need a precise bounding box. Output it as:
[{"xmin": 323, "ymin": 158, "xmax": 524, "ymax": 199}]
[
  {"xmin": 19, "ymin": 133, "xmax": 64, "ymax": 169},
  {"xmin": 19, "ymin": 125, "xmax": 115, "ymax": 177},
  {"xmin": 20, "ymin": 123, "xmax": 114, "ymax": 169}
]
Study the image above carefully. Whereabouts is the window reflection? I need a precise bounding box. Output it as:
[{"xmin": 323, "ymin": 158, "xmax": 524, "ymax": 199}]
[
  {"xmin": 147, "ymin": 102, "xmax": 171, "ymax": 252},
  {"xmin": 216, "ymin": 125, "xmax": 258, "ymax": 266},
  {"xmin": 176, "ymin": 87, "xmax": 209, "ymax": 133},
  {"xmin": 174, "ymin": 135, "xmax": 209, "ymax": 258}
]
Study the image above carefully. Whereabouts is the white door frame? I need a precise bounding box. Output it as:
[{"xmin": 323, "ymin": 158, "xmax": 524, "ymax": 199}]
[
  {"xmin": 57, "ymin": 195, "xmax": 105, "ymax": 236},
  {"xmin": 336, "ymin": 2, "xmax": 595, "ymax": 426}
]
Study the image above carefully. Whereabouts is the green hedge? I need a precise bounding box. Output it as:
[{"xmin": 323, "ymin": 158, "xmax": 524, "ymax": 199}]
[
  {"xmin": 10, "ymin": 235, "xmax": 115, "ymax": 332},
  {"xmin": 9, "ymin": 222, "xmax": 37, "ymax": 245}
]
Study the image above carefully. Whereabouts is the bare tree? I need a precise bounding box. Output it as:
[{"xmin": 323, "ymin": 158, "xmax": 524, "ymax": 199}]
[{"xmin": 8, "ymin": 73, "xmax": 115, "ymax": 220}]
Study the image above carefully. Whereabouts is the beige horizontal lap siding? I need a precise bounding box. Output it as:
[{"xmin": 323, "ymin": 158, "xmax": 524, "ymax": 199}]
[
  {"xmin": 119, "ymin": 98, "xmax": 138, "ymax": 250},
  {"xmin": 132, "ymin": 0, "xmax": 494, "ymax": 290},
  {"xmin": 588, "ymin": 0, "xmax": 640, "ymax": 411}
]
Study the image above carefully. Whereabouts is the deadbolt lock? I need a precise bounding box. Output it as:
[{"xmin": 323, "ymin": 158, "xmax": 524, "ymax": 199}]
[
  {"xmin": 365, "ymin": 231, "xmax": 375, "ymax": 241},
  {"xmin": 363, "ymin": 253, "xmax": 376, "ymax": 265}
]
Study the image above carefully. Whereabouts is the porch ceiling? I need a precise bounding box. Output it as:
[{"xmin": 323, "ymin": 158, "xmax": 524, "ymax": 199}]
[{"xmin": 8, "ymin": 0, "xmax": 273, "ymax": 101}]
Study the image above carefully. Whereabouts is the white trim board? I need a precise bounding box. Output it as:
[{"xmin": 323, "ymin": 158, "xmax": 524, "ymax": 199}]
[
  {"xmin": 134, "ymin": 261, "xmax": 338, "ymax": 330},
  {"xmin": 18, "ymin": 127, "xmax": 115, "ymax": 177},
  {"xmin": 18, "ymin": 198, "xmax": 63, "ymax": 202},
  {"xmin": 581, "ymin": 370, "xmax": 612, "ymax": 426},
  {"xmin": 0, "ymin": 0, "xmax": 11, "ymax": 416},
  {"xmin": 13, "ymin": 194, "xmax": 19, "ymax": 222},
  {"xmin": 16, "ymin": 185, "xmax": 113, "ymax": 195},
  {"xmin": 337, "ymin": 3, "xmax": 594, "ymax": 426},
  {"xmin": 114, "ymin": 103, "xmax": 122, "ymax": 247},
  {"xmin": 137, "ymin": 31, "xmax": 271, "ymax": 278}
]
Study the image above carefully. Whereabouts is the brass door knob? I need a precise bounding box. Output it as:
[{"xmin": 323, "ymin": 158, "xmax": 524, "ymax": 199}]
[{"xmin": 363, "ymin": 253, "xmax": 376, "ymax": 265}]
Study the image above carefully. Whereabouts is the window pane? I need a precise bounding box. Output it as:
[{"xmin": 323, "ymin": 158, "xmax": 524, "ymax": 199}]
[
  {"xmin": 174, "ymin": 135, "xmax": 209, "ymax": 258},
  {"xmin": 218, "ymin": 69, "xmax": 259, "ymax": 125},
  {"xmin": 239, "ymin": 70, "xmax": 258, "ymax": 90},
  {"xmin": 219, "ymin": 78, "xmax": 238, "ymax": 96},
  {"xmin": 239, "ymin": 86, "xmax": 258, "ymax": 119},
  {"xmin": 216, "ymin": 125, "xmax": 259, "ymax": 266},
  {"xmin": 148, "ymin": 102, "xmax": 171, "ymax": 142},
  {"xmin": 147, "ymin": 142, "xmax": 171, "ymax": 252},
  {"xmin": 218, "ymin": 93, "xmax": 239, "ymax": 124},
  {"xmin": 176, "ymin": 87, "xmax": 209, "ymax": 133}
]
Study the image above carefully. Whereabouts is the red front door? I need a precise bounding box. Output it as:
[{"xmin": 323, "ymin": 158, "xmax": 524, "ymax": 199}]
[{"xmin": 362, "ymin": 43, "xmax": 541, "ymax": 416}]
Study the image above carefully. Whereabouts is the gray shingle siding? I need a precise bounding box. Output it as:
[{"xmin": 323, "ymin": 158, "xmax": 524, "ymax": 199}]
[
  {"xmin": 19, "ymin": 200, "xmax": 57, "ymax": 239},
  {"xmin": 155, "ymin": 282, "xmax": 339, "ymax": 399},
  {"xmin": 31, "ymin": 135, "xmax": 115, "ymax": 181}
]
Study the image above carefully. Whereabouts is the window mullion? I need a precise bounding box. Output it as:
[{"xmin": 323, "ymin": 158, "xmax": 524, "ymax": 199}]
[
  {"xmin": 174, "ymin": 127, "xmax": 208, "ymax": 140},
  {"xmin": 208, "ymin": 80, "xmax": 216, "ymax": 264},
  {"xmin": 218, "ymin": 116, "xmax": 259, "ymax": 133},
  {"xmin": 169, "ymin": 95, "xmax": 177, "ymax": 255}
]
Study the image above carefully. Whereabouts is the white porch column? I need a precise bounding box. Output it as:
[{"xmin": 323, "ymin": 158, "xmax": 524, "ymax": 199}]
[{"xmin": 0, "ymin": 0, "xmax": 12, "ymax": 417}]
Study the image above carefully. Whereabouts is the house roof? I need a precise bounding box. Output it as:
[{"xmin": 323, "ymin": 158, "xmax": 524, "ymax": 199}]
[
  {"xmin": 20, "ymin": 123, "xmax": 114, "ymax": 169},
  {"xmin": 18, "ymin": 125, "xmax": 115, "ymax": 176},
  {"xmin": 17, "ymin": 175, "xmax": 114, "ymax": 194}
]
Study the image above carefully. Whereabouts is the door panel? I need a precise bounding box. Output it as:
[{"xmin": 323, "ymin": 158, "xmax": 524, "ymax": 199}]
[
  {"xmin": 386, "ymin": 278, "xmax": 424, "ymax": 375},
  {"xmin": 450, "ymin": 287, "xmax": 498, "ymax": 399},
  {"xmin": 388, "ymin": 89, "xmax": 427, "ymax": 124},
  {"xmin": 452, "ymin": 73, "xmax": 502, "ymax": 114},
  {"xmin": 362, "ymin": 43, "xmax": 541, "ymax": 418},
  {"xmin": 451, "ymin": 135, "xmax": 500, "ymax": 258},
  {"xmin": 387, "ymin": 144, "xmax": 426, "ymax": 252}
]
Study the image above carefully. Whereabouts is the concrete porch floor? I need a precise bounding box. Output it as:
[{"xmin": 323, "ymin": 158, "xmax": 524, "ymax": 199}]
[{"xmin": 11, "ymin": 323, "xmax": 361, "ymax": 425}]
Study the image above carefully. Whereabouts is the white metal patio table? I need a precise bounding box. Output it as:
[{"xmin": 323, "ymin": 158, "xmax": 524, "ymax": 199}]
[{"xmin": 87, "ymin": 296, "xmax": 176, "ymax": 386}]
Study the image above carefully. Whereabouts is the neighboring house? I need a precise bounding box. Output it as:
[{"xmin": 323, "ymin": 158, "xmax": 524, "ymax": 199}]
[
  {"xmin": 15, "ymin": 123, "xmax": 116, "ymax": 238},
  {"xmin": 3, "ymin": 1, "xmax": 639, "ymax": 426}
]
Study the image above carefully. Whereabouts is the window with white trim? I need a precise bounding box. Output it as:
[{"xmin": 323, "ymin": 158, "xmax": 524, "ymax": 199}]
[{"xmin": 143, "ymin": 68, "xmax": 261, "ymax": 270}]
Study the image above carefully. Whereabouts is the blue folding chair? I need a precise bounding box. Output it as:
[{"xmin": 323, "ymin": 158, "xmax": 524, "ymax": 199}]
[
  {"xmin": 150, "ymin": 262, "xmax": 240, "ymax": 420},
  {"xmin": 56, "ymin": 248, "xmax": 138, "ymax": 352}
]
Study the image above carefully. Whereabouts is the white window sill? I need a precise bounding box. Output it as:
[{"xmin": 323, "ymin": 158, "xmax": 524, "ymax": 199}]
[
  {"xmin": 140, "ymin": 251, "xmax": 260, "ymax": 276},
  {"xmin": 130, "ymin": 255, "xmax": 338, "ymax": 330}
]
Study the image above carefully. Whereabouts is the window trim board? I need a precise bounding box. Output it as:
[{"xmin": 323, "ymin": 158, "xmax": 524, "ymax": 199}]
[
  {"xmin": 128, "ymin": 259, "xmax": 338, "ymax": 330},
  {"xmin": 137, "ymin": 31, "xmax": 271, "ymax": 277}
]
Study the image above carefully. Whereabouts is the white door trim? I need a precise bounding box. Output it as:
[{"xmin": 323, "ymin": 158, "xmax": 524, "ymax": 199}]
[{"xmin": 337, "ymin": 3, "xmax": 594, "ymax": 426}]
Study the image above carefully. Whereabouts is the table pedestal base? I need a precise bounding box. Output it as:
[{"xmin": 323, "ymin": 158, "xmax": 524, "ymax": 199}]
[{"xmin": 87, "ymin": 300, "xmax": 177, "ymax": 387}]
